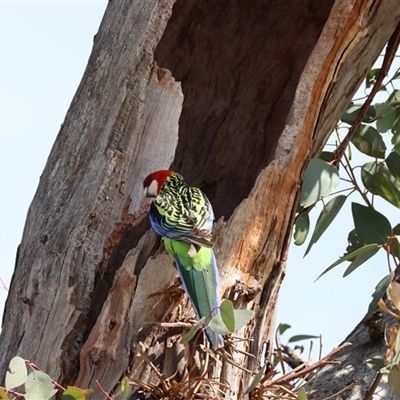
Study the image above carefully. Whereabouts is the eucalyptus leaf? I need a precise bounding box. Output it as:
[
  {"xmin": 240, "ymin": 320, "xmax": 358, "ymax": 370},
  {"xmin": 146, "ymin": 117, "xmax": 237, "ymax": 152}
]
[
  {"xmin": 342, "ymin": 244, "xmax": 380, "ymax": 277},
  {"xmin": 375, "ymin": 102, "xmax": 397, "ymax": 133},
  {"xmin": 392, "ymin": 116, "xmax": 400, "ymax": 140},
  {"xmin": 352, "ymin": 202, "xmax": 392, "ymax": 245},
  {"xmin": 316, "ymin": 244, "xmax": 380, "ymax": 282},
  {"xmin": 388, "ymin": 89, "xmax": 400, "ymax": 106},
  {"xmin": 5, "ymin": 356, "xmax": 27, "ymax": 390},
  {"xmin": 0, "ymin": 387, "xmax": 9, "ymax": 400},
  {"xmin": 365, "ymin": 68, "xmax": 381, "ymax": 89},
  {"xmin": 304, "ymin": 195, "xmax": 347, "ymax": 256},
  {"xmin": 232, "ymin": 309, "xmax": 253, "ymax": 331},
  {"xmin": 294, "ymin": 211, "xmax": 309, "ymax": 245},
  {"xmin": 351, "ymin": 125, "xmax": 386, "ymax": 158},
  {"xmin": 209, "ymin": 309, "xmax": 253, "ymax": 335},
  {"xmin": 180, "ymin": 317, "xmax": 206, "ymax": 345},
  {"xmin": 341, "ymin": 103, "xmax": 376, "ymax": 124},
  {"xmin": 120, "ymin": 376, "xmax": 131, "ymax": 400},
  {"xmin": 300, "ymin": 159, "xmax": 340, "ymax": 207},
  {"xmin": 279, "ymin": 323, "xmax": 291, "ymax": 335},
  {"xmin": 366, "ymin": 357, "xmax": 386, "ymax": 372},
  {"xmin": 220, "ymin": 299, "xmax": 235, "ymax": 333},
  {"xmin": 208, "ymin": 314, "xmax": 229, "ymax": 335},
  {"xmin": 361, "ymin": 161, "xmax": 388, "ymax": 187},
  {"xmin": 367, "ymin": 272, "xmax": 394, "ymax": 317},
  {"xmin": 361, "ymin": 160, "xmax": 400, "ymax": 196},
  {"xmin": 369, "ymin": 173, "xmax": 400, "ymax": 208},
  {"xmin": 288, "ymin": 334, "xmax": 319, "ymax": 343},
  {"xmin": 319, "ymin": 151, "xmax": 334, "ymax": 163},
  {"xmin": 386, "ymin": 151, "xmax": 400, "ymax": 181},
  {"xmin": 62, "ymin": 386, "xmax": 94, "ymax": 400},
  {"xmin": 297, "ymin": 387, "xmax": 308, "ymax": 400},
  {"xmin": 25, "ymin": 371, "xmax": 55, "ymax": 400}
]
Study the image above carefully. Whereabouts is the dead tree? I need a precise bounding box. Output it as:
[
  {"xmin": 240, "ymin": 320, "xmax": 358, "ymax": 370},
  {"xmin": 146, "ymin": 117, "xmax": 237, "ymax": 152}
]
[{"xmin": 1, "ymin": 1, "xmax": 400, "ymax": 398}]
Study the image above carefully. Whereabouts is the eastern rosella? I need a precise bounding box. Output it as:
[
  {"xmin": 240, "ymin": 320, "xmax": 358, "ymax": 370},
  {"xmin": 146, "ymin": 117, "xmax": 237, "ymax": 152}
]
[{"xmin": 143, "ymin": 170, "xmax": 224, "ymax": 348}]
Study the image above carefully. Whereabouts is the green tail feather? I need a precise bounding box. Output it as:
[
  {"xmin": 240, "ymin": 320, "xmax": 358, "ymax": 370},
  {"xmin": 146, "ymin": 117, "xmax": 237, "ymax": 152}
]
[{"xmin": 164, "ymin": 238, "xmax": 224, "ymax": 348}]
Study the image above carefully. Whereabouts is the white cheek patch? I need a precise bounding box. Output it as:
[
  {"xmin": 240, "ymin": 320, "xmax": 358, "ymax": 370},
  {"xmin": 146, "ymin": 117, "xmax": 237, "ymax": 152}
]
[{"xmin": 147, "ymin": 179, "xmax": 159, "ymax": 197}]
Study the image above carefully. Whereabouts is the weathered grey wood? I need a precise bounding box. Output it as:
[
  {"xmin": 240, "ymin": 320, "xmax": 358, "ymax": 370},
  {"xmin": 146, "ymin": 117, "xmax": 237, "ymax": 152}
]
[
  {"xmin": 306, "ymin": 312, "xmax": 396, "ymax": 399},
  {"xmin": 0, "ymin": 0, "xmax": 179, "ymax": 385},
  {"xmin": 1, "ymin": 0, "xmax": 400, "ymax": 399}
]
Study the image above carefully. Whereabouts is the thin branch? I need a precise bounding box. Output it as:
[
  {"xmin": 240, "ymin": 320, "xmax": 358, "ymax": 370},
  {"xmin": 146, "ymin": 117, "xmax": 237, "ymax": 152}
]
[
  {"xmin": 270, "ymin": 342, "xmax": 351, "ymax": 386},
  {"xmin": 0, "ymin": 277, "xmax": 9, "ymax": 291},
  {"xmin": 332, "ymin": 22, "xmax": 400, "ymax": 164},
  {"xmin": 96, "ymin": 380, "xmax": 113, "ymax": 400},
  {"xmin": 363, "ymin": 372, "xmax": 383, "ymax": 400}
]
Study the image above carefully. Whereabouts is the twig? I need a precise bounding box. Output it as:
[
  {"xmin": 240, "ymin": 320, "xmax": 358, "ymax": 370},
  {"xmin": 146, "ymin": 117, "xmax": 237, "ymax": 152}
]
[
  {"xmin": 268, "ymin": 342, "xmax": 351, "ymax": 386},
  {"xmin": 0, "ymin": 386, "xmax": 24, "ymax": 398},
  {"xmin": 0, "ymin": 277, "xmax": 9, "ymax": 291},
  {"xmin": 332, "ymin": 22, "xmax": 400, "ymax": 164},
  {"xmin": 321, "ymin": 379, "xmax": 359, "ymax": 400},
  {"xmin": 96, "ymin": 380, "xmax": 113, "ymax": 400},
  {"xmin": 137, "ymin": 344, "xmax": 164, "ymax": 382},
  {"xmin": 363, "ymin": 372, "xmax": 383, "ymax": 400}
]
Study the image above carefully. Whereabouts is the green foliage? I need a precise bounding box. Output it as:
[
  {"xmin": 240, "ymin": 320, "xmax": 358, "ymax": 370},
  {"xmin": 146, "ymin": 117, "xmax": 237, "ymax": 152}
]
[
  {"xmin": 208, "ymin": 299, "xmax": 253, "ymax": 335},
  {"xmin": 277, "ymin": 323, "xmax": 318, "ymax": 345},
  {"xmin": 365, "ymin": 68, "xmax": 381, "ymax": 89},
  {"xmin": 386, "ymin": 151, "xmax": 400, "ymax": 180},
  {"xmin": 293, "ymin": 64, "xmax": 400, "ymax": 399},
  {"xmin": 180, "ymin": 299, "xmax": 253, "ymax": 343},
  {"xmin": 278, "ymin": 323, "xmax": 291, "ymax": 335},
  {"xmin": 25, "ymin": 371, "xmax": 57, "ymax": 400},
  {"xmin": 220, "ymin": 298, "xmax": 236, "ymax": 332},
  {"xmin": 299, "ymin": 158, "xmax": 340, "ymax": 208},
  {"xmin": 61, "ymin": 387, "xmax": 94, "ymax": 400},
  {"xmin": 288, "ymin": 334, "xmax": 319, "ymax": 343},
  {"xmin": 1, "ymin": 357, "xmax": 94, "ymax": 400},
  {"xmin": 352, "ymin": 203, "xmax": 392, "ymax": 245},
  {"xmin": 366, "ymin": 357, "xmax": 386, "ymax": 372},
  {"xmin": 5, "ymin": 356, "xmax": 27, "ymax": 390},
  {"xmin": 0, "ymin": 388, "xmax": 8, "ymax": 400},
  {"xmin": 351, "ymin": 124, "xmax": 386, "ymax": 158},
  {"xmin": 304, "ymin": 195, "xmax": 347, "ymax": 256},
  {"xmin": 180, "ymin": 317, "xmax": 206, "ymax": 345},
  {"xmin": 341, "ymin": 103, "xmax": 376, "ymax": 124},
  {"xmin": 367, "ymin": 272, "xmax": 394, "ymax": 317},
  {"xmin": 119, "ymin": 377, "xmax": 131, "ymax": 400},
  {"xmin": 297, "ymin": 387, "xmax": 308, "ymax": 400},
  {"xmin": 295, "ymin": 64, "xmax": 400, "ymax": 296},
  {"xmin": 294, "ymin": 211, "xmax": 310, "ymax": 245},
  {"xmin": 315, "ymin": 244, "xmax": 380, "ymax": 281}
]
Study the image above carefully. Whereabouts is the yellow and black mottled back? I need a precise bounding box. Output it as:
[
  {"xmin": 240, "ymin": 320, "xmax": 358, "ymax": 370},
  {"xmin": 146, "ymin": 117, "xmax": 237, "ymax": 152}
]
[{"xmin": 149, "ymin": 172, "xmax": 215, "ymax": 248}]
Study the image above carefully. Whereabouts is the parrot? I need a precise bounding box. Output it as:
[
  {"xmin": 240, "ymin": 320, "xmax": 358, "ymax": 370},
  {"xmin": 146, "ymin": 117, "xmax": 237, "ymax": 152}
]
[{"xmin": 143, "ymin": 169, "xmax": 224, "ymax": 348}]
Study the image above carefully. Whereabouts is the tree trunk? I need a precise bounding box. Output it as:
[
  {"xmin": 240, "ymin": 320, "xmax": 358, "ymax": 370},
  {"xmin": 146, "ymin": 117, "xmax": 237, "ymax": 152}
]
[
  {"xmin": 1, "ymin": 0, "xmax": 400, "ymax": 398},
  {"xmin": 306, "ymin": 312, "xmax": 398, "ymax": 399}
]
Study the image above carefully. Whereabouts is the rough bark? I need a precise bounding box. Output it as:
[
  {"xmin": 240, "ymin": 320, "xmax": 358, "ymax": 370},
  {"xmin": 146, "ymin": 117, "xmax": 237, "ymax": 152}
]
[
  {"xmin": 1, "ymin": 0, "xmax": 400, "ymax": 399},
  {"xmin": 306, "ymin": 312, "xmax": 397, "ymax": 400}
]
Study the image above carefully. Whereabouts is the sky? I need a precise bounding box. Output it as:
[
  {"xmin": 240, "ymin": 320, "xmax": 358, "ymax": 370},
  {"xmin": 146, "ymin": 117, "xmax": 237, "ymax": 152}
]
[{"xmin": 0, "ymin": 1, "xmax": 398, "ymax": 362}]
